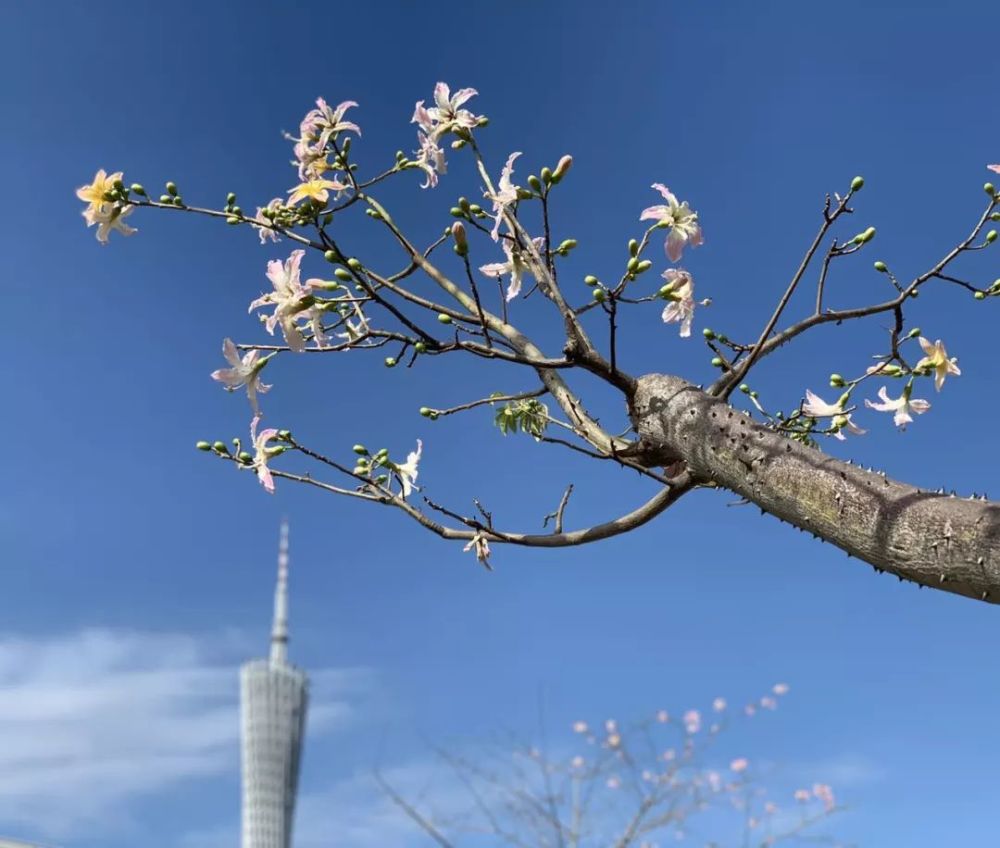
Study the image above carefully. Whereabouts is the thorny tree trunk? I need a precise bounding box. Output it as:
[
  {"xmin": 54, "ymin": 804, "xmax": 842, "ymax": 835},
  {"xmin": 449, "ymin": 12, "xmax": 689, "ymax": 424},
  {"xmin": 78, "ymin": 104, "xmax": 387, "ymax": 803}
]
[{"xmin": 628, "ymin": 373, "xmax": 1000, "ymax": 604}]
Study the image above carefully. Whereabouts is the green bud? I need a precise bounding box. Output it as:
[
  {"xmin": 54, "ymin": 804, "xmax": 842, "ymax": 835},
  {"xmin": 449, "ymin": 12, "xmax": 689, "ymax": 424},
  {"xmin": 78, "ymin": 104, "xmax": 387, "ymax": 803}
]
[
  {"xmin": 321, "ymin": 250, "xmax": 337, "ymax": 264},
  {"xmin": 850, "ymin": 176, "xmax": 865, "ymax": 191},
  {"xmin": 861, "ymin": 226, "xmax": 876, "ymax": 242},
  {"xmin": 353, "ymin": 466, "xmax": 368, "ymax": 476},
  {"xmin": 159, "ymin": 194, "xmax": 172, "ymax": 203},
  {"xmin": 414, "ymin": 341, "xmax": 428, "ymax": 353},
  {"xmin": 477, "ymin": 116, "xmax": 489, "ymax": 127},
  {"xmin": 852, "ymin": 234, "xmax": 865, "ymax": 245},
  {"xmin": 750, "ymin": 390, "xmax": 759, "ymax": 399},
  {"xmin": 593, "ymin": 288, "xmax": 606, "ymax": 303},
  {"xmin": 353, "ymin": 444, "xmax": 368, "ymax": 455},
  {"xmin": 628, "ymin": 239, "xmax": 639, "ymax": 257},
  {"xmin": 226, "ymin": 192, "xmax": 237, "ymax": 204},
  {"xmin": 166, "ymin": 181, "xmax": 178, "ymax": 195},
  {"xmin": 450, "ymin": 139, "xmax": 466, "ymax": 150},
  {"xmin": 230, "ymin": 206, "xmax": 242, "ymax": 216},
  {"xmin": 334, "ymin": 268, "xmax": 353, "ymax": 281},
  {"xmin": 711, "ymin": 356, "xmax": 724, "ymax": 367},
  {"xmin": 384, "ymin": 357, "xmax": 397, "ymax": 368},
  {"xmin": 985, "ymin": 183, "xmax": 996, "ymax": 196},
  {"xmin": 196, "ymin": 441, "xmax": 212, "ymax": 451},
  {"xmin": 626, "ymin": 257, "xmax": 640, "ymax": 272},
  {"xmin": 111, "ymin": 178, "xmax": 124, "ymax": 191},
  {"xmin": 873, "ymin": 261, "xmax": 888, "ymax": 272},
  {"xmin": 173, "ymin": 196, "xmax": 184, "ymax": 206},
  {"xmin": 584, "ymin": 275, "xmax": 599, "ymax": 286},
  {"xmin": 238, "ymin": 451, "xmax": 253, "ymax": 463},
  {"xmin": 347, "ymin": 258, "xmax": 363, "ymax": 271},
  {"xmin": 130, "ymin": 183, "xmax": 145, "ymax": 195},
  {"xmin": 469, "ymin": 204, "xmax": 483, "ymax": 215},
  {"xmin": 323, "ymin": 213, "xmax": 334, "ymax": 226},
  {"xmin": 419, "ymin": 407, "xmax": 433, "ymax": 417},
  {"xmin": 540, "ymin": 167, "xmax": 553, "ymax": 184},
  {"xmin": 212, "ymin": 441, "xmax": 229, "ymax": 453},
  {"xmin": 986, "ymin": 230, "xmax": 998, "ymax": 244},
  {"xmin": 551, "ymin": 155, "xmax": 573, "ymax": 184},
  {"xmin": 558, "ymin": 239, "xmax": 578, "ymax": 252},
  {"xmin": 438, "ymin": 313, "xmax": 452, "ymax": 324},
  {"xmin": 458, "ymin": 196, "xmax": 471, "ymax": 212},
  {"xmin": 396, "ymin": 150, "xmax": 407, "ymax": 162},
  {"xmin": 829, "ymin": 373, "xmax": 845, "ymax": 387},
  {"xmin": 906, "ymin": 327, "xmax": 921, "ymax": 338},
  {"xmin": 975, "ymin": 291, "xmax": 986, "ymax": 300},
  {"xmin": 365, "ymin": 208, "xmax": 380, "ymax": 219},
  {"xmin": 226, "ymin": 216, "xmax": 240, "ymax": 225},
  {"xmin": 527, "ymin": 175, "xmax": 543, "ymax": 193},
  {"xmin": 635, "ymin": 259, "xmax": 653, "ymax": 274},
  {"xmin": 702, "ymin": 328, "xmax": 715, "ymax": 340},
  {"xmin": 739, "ymin": 384, "xmax": 750, "ymax": 394},
  {"xmin": 449, "ymin": 207, "xmax": 465, "ymax": 218},
  {"xmin": 991, "ymin": 213, "xmax": 1000, "ymax": 221}
]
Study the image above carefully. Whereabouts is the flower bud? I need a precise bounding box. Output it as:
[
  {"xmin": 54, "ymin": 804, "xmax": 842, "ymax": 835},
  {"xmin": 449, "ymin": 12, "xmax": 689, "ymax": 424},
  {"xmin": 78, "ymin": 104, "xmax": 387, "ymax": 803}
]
[
  {"xmin": 334, "ymin": 268, "xmax": 353, "ymax": 281},
  {"xmin": 347, "ymin": 257, "xmax": 363, "ymax": 271},
  {"xmin": 991, "ymin": 213, "xmax": 1000, "ymax": 221},
  {"xmin": 166, "ymin": 181, "xmax": 178, "ymax": 196},
  {"xmin": 873, "ymin": 261, "xmax": 888, "ymax": 272},
  {"xmin": 196, "ymin": 441, "xmax": 212, "ymax": 451},
  {"xmin": 739, "ymin": 384, "xmax": 750, "ymax": 393},
  {"xmin": 458, "ymin": 196, "xmax": 471, "ymax": 212},
  {"xmin": 626, "ymin": 257, "xmax": 640, "ymax": 272},
  {"xmin": 238, "ymin": 451, "xmax": 253, "ymax": 463},
  {"xmin": 130, "ymin": 183, "xmax": 146, "ymax": 195},
  {"xmin": 527, "ymin": 175, "xmax": 543, "ymax": 193},
  {"xmin": 226, "ymin": 192, "xmax": 237, "ymax": 205},
  {"xmin": 352, "ymin": 444, "xmax": 368, "ymax": 456},
  {"xmin": 226, "ymin": 216, "xmax": 240, "ymax": 225},
  {"xmin": 438, "ymin": 313, "xmax": 452, "ymax": 324},
  {"xmin": 711, "ymin": 357, "xmax": 723, "ymax": 368},
  {"xmin": 419, "ymin": 407, "xmax": 433, "ymax": 417},
  {"xmin": 593, "ymin": 288, "xmax": 606, "ymax": 303},
  {"xmin": 551, "ymin": 155, "xmax": 573, "ymax": 184},
  {"xmin": 850, "ymin": 176, "xmax": 865, "ymax": 191},
  {"xmin": 450, "ymin": 139, "xmax": 466, "ymax": 150},
  {"xmin": 986, "ymin": 230, "xmax": 998, "ymax": 244},
  {"xmin": 469, "ymin": 204, "xmax": 483, "ymax": 215},
  {"xmin": 628, "ymin": 239, "xmax": 639, "ymax": 257},
  {"xmin": 449, "ymin": 207, "xmax": 465, "ymax": 218},
  {"xmin": 414, "ymin": 341, "xmax": 428, "ymax": 353},
  {"xmin": 159, "ymin": 194, "xmax": 172, "ymax": 203},
  {"xmin": 906, "ymin": 327, "xmax": 921, "ymax": 338},
  {"xmin": 635, "ymin": 259, "xmax": 653, "ymax": 274},
  {"xmin": 584, "ymin": 275, "xmax": 599, "ymax": 286},
  {"xmin": 975, "ymin": 291, "xmax": 986, "ymax": 300},
  {"xmin": 384, "ymin": 357, "xmax": 397, "ymax": 367},
  {"xmin": 861, "ymin": 226, "xmax": 876, "ymax": 242},
  {"xmin": 323, "ymin": 250, "xmax": 338, "ymax": 264},
  {"xmin": 540, "ymin": 167, "xmax": 553, "ymax": 185},
  {"xmin": 212, "ymin": 441, "xmax": 229, "ymax": 454},
  {"xmin": 829, "ymin": 373, "xmax": 845, "ymax": 387},
  {"xmin": 353, "ymin": 465, "xmax": 368, "ymax": 476},
  {"xmin": 702, "ymin": 328, "xmax": 715, "ymax": 340},
  {"xmin": 985, "ymin": 183, "xmax": 996, "ymax": 196},
  {"xmin": 477, "ymin": 116, "xmax": 489, "ymax": 127},
  {"xmin": 558, "ymin": 238, "xmax": 578, "ymax": 252}
]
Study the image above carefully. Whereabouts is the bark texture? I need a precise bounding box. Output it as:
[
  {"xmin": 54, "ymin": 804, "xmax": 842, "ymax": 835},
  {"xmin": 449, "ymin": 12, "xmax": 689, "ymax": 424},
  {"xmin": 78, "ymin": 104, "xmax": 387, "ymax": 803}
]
[{"xmin": 629, "ymin": 373, "xmax": 1000, "ymax": 604}]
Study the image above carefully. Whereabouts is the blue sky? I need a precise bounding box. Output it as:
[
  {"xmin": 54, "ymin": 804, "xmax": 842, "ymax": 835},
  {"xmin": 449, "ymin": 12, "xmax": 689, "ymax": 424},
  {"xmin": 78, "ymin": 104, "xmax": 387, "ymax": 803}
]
[{"xmin": 3, "ymin": 1, "xmax": 1000, "ymax": 845}]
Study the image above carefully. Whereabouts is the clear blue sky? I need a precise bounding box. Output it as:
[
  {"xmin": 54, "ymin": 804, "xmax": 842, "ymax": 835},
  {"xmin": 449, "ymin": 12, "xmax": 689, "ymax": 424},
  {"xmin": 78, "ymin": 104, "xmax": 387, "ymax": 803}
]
[{"xmin": 3, "ymin": 2, "xmax": 1000, "ymax": 845}]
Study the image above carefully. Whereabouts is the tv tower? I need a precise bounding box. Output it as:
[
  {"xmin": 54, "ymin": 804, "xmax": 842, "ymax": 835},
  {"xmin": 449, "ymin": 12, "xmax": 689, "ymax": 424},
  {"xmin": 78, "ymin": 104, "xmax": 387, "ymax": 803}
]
[{"xmin": 240, "ymin": 521, "xmax": 309, "ymax": 848}]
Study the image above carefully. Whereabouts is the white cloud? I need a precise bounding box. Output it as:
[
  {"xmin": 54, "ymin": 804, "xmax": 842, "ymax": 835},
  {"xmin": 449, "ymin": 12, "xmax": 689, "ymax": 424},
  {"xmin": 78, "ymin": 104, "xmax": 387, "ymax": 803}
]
[{"xmin": 0, "ymin": 628, "xmax": 373, "ymax": 843}]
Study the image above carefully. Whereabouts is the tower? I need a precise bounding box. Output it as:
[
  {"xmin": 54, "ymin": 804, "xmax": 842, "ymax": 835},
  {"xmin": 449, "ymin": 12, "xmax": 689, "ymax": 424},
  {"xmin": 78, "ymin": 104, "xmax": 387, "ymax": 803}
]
[{"xmin": 240, "ymin": 521, "xmax": 309, "ymax": 848}]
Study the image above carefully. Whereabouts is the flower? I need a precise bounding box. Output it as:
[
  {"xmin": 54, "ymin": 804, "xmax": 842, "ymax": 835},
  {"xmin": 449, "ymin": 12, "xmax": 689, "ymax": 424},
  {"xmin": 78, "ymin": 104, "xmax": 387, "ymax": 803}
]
[
  {"xmin": 287, "ymin": 178, "xmax": 347, "ymax": 206},
  {"xmin": 394, "ymin": 439, "xmax": 422, "ymax": 497},
  {"xmin": 479, "ymin": 236, "xmax": 543, "ymax": 301},
  {"xmin": 606, "ymin": 733, "xmax": 622, "ymax": 748},
  {"xmin": 760, "ymin": 696, "xmax": 777, "ymax": 710},
  {"xmin": 249, "ymin": 249, "xmax": 325, "ymax": 353},
  {"xmin": 712, "ymin": 697, "xmax": 727, "ymax": 712},
  {"xmin": 865, "ymin": 385, "xmax": 930, "ymax": 429},
  {"xmin": 413, "ymin": 129, "xmax": 447, "ymax": 189},
  {"xmin": 794, "ymin": 789, "xmax": 811, "ymax": 802},
  {"xmin": 250, "ymin": 415, "xmax": 280, "ymax": 494},
  {"xmin": 292, "ymin": 98, "xmax": 360, "ymax": 180},
  {"xmin": 572, "ymin": 721, "xmax": 589, "ymax": 734},
  {"xmin": 210, "ymin": 338, "xmax": 271, "ymax": 415},
  {"xmin": 812, "ymin": 783, "xmax": 836, "ymax": 811},
  {"xmin": 419, "ymin": 83, "xmax": 482, "ymax": 131},
  {"xmin": 730, "ymin": 758, "xmax": 748, "ymax": 773},
  {"xmin": 252, "ymin": 197, "xmax": 284, "ymax": 244},
  {"xmin": 463, "ymin": 531, "xmax": 492, "ymax": 569},
  {"xmin": 656, "ymin": 709, "xmax": 670, "ymax": 723},
  {"xmin": 606, "ymin": 776, "xmax": 621, "ymax": 790},
  {"xmin": 571, "ymin": 755, "xmax": 585, "ymax": 769},
  {"xmin": 772, "ymin": 683, "xmax": 790, "ymax": 696},
  {"xmin": 76, "ymin": 170, "xmax": 137, "ymax": 243},
  {"xmin": 683, "ymin": 709, "xmax": 701, "ymax": 733},
  {"xmin": 487, "ymin": 152, "xmax": 522, "ymax": 241},
  {"xmin": 660, "ymin": 268, "xmax": 697, "ymax": 337},
  {"xmin": 604, "ymin": 719, "xmax": 618, "ymax": 733},
  {"xmin": 989, "ymin": 164, "xmax": 1000, "ymax": 174},
  {"xmin": 915, "ymin": 337, "xmax": 961, "ymax": 391},
  {"xmin": 640, "ymin": 183, "xmax": 703, "ymax": 262},
  {"xmin": 800, "ymin": 390, "xmax": 866, "ymax": 441},
  {"xmin": 92, "ymin": 204, "xmax": 137, "ymax": 244}
]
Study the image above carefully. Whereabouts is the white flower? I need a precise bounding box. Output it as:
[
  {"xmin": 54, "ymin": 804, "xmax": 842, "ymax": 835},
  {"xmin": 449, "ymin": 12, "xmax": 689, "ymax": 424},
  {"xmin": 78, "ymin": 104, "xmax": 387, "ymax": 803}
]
[
  {"xmin": 800, "ymin": 390, "xmax": 866, "ymax": 441},
  {"xmin": 488, "ymin": 152, "xmax": 522, "ymax": 241},
  {"xmin": 210, "ymin": 338, "xmax": 271, "ymax": 415},
  {"xmin": 463, "ymin": 531, "xmax": 492, "ymax": 569},
  {"xmin": 865, "ymin": 386, "xmax": 930, "ymax": 429},
  {"xmin": 250, "ymin": 415, "xmax": 280, "ymax": 494},
  {"xmin": 915, "ymin": 337, "xmax": 961, "ymax": 391},
  {"xmin": 479, "ymin": 237, "xmax": 543, "ymax": 301},
  {"xmin": 660, "ymin": 269, "xmax": 697, "ymax": 337},
  {"xmin": 640, "ymin": 183, "xmax": 703, "ymax": 262},
  {"xmin": 394, "ymin": 439, "xmax": 423, "ymax": 497}
]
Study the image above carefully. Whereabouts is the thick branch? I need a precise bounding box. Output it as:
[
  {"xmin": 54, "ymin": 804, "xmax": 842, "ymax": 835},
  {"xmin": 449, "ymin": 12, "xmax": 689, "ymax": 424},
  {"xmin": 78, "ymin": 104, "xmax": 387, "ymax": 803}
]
[{"xmin": 631, "ymin": 373, "xmax": 1000, "ymax": 604}]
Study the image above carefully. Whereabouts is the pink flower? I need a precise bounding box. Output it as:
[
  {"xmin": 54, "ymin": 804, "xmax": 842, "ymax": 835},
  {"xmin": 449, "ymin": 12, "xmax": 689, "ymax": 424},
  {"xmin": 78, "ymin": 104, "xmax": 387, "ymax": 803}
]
[
  {"xmin": 683, "ymin": 709, "xmax": 701, "ymax": 733},
  {"xmin": 989, "ymin": 164, "xmax": 1000, "ymax": 174},
  {"xmin": 794, "ymin": 789, "xmax": 811, "ymax": 803},
  {"xmin": 572, "ymin": 721, "xmax": 589, "ymax": 734},
  {"xmin": 250, "ymin": 415, "xmax": 280, "ymax": 494},
  {"xmin": 252, "ymin": 198, "xmax": 284, "ymax": 244},
  {"xmin": 423, "ymin": 83, "xmax": 482, "ymax": 130},
  {"xmin": 413, "ymin": 129, "xmax": 447, "ymax": 189},
  {"xmin": 479, "ymin": 236, "xmax": 543, "ymax": 301},
  {"xmin": 294, "ymin": 98, "xmax": 360, "ymax": 179},
  {"xmin": 211, "ymin": 338, "xmax": 271, "ymax": 415},
  {"xmin": 915, "ymin": 337, "xmax": 961, "ymax": 391},
  {"xmin": 812, "ymin": 783, "xmax": 836, "ymax": 811},
  {"xmin": 712, "ymin": 697, "xmax": 726, "ymax": 712},
  {"xmin": 730, "ymin": 758, "xmax": 749, "ymax": 773},
  {"xmin": 394, "ymin": 440, "xmax": 422, "ymax": 497},
  {"xmin": 865, "ymin": 386, "xmax": 930, "ymax": 429},
  {"xmin": 487, "ymin": 152, "xmax": 522, "ymax": 241},
  {"xmin": 772, "ymin": 683, "xmax": 790, "ymax": 696},
  {"xmin": 760, "ymin": 696, "xmax": 777, "ymax": 710},
  {"xmin": 640, "ymin": 183, "xmax": 703, "ymax": 262},
  {"xmin": 660, "ymin": 268, "xmax": 697, "ymax": 337},
  {"xmin": 249, "ymin": 250, "xmax": 324, "ymax": 353}
]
